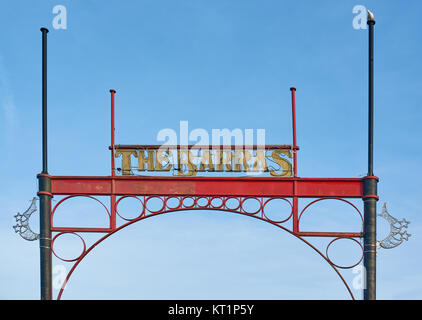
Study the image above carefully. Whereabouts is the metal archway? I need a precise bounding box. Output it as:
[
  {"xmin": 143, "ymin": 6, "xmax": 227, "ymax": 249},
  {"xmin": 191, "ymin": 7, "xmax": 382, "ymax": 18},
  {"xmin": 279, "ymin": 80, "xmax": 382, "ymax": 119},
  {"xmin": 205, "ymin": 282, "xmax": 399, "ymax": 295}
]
[
  {"xmin": 28, "ymin": 13, "xmax": 379, "ymax": 300},
  {"xmin": 50, "ymin": 194, "xmax": 364, "ymax": 300}
]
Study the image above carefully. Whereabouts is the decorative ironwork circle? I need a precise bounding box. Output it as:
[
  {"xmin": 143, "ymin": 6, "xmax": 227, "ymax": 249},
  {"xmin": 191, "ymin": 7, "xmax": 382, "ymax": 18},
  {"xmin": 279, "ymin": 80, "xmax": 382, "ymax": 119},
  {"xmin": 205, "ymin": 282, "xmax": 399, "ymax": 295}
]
[
  {"xmin": 262, "ymin": 197, "xmax": 293, "ymax": 224},
  {"xmin": 145, "ymin": 196, "xmax": 166, "ymax": 214},
  {"xmin": 182, "ymin": 196, "xmax": 195, "ymax": 209},
  {"xmin": 196, "ymin": 196, "xmax": 211, "ymax": 208},
  {"xmin": 224, "ymin": 197, "xmax": 241, "ymax": 211},
  {"xmin": 299, "ymin": 197, "xmax": 363, "ymax": 224},
  {"xmin": 52, "ymin": 232, "xmax": 87, "ymax": 263},
  {"xmin": 240, "ymin": 197, "xmax": 262, "ymax": 215},
  {"xmin": 51, "ymin": 194, "xmax": 111, "ymax": 222},
  {"xmin": 210, "ymin": 197, "xmax": 224, "ymax": 209},
  {"xmin": 325, "ymin": 237, "xmax": 363, "ymax": 269},
  {"xmin": 115, "ymin": 195, "xmax": 145, "ymax": 221},
  {"xmin": 164, "ymin": 196, "xmax": 182, "ymax": 210}
]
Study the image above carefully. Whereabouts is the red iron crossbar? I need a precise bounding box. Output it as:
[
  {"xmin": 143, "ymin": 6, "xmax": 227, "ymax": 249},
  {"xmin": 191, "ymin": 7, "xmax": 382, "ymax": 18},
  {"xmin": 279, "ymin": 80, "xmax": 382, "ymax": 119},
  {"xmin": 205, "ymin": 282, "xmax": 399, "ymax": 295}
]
[{"xmin": 47, "ymin": 175, "xmax": 363, "ymax": 198}]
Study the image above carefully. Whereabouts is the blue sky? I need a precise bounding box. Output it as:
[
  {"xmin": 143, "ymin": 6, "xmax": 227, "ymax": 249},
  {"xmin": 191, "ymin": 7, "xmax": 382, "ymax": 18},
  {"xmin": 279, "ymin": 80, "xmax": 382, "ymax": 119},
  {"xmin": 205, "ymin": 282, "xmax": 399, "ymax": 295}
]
[{"xmin": 1, "ymin": 0, "xmax": 421, "ymax": 299}]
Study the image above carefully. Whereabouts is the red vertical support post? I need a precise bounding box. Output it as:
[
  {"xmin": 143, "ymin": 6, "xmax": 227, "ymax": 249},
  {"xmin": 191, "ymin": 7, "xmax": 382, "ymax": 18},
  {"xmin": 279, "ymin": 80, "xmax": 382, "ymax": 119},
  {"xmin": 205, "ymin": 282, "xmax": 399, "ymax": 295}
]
[
  {"xmin": 110, "ymin": 89, "xmax": 116, "ymax": 176},
  {"xmin": 290, "ymin": 87, "xmax": 299, "ymax": 233},
  {"xmin": 110, "ymin": 89, "xmax": 117, "ymax": 230},
  {"xmin": 290, "ymin": 87, "xmax": 298, "ymax": 176}
]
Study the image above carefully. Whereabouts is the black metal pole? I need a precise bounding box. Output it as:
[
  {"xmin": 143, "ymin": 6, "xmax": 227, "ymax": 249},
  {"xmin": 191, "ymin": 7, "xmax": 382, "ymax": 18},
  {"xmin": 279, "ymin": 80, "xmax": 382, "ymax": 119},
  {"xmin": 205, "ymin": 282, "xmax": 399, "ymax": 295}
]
[
  {"xmin": 39, "ymin": 27, "xmax": 52, "ymax": 300},
  {"xmin": 363, "ymin": 11, "xmax": 377, "ymax": 301},
  {"xmin": 367, "ymin": 12, "xmax": 375, "ymax": 177},
  {"xmin": 41, "ymin": 28, "xmax": 48, "ymax": 174}
]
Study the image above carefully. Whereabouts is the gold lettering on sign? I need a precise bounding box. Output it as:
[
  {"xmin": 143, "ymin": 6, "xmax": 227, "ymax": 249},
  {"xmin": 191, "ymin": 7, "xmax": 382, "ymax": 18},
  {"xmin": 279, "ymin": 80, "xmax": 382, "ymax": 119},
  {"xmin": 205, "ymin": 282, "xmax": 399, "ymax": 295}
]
[
  {"xmin": 156, "ymin": 149, "xmax": 172, "ymax": 171},
  {"xmin": 138, "ymin": 150, "xmax": 155, "ymax": 171},
  {"xmin": 269, "ymin": 149, "xmax": 292, "ymax": 177},
  {"xmin": 199, "ymin": 150, "xmax": 214, "ymax": 172},
  {"xmin": 178, "ymin": 149, "xmax": 197, "ymax": 176},
  {"xmin": 221, "ymin": 149, "xmax": 232, "ymax": 171},
  {"xmin": 114, "ymin": 147, "xmax": 293, "ymax": 177},
  {"xmin": 252, "ymin": 150, "xmax": 268, "ymax": 172},
  {"xmin": 214, "ymin": 150, "xmax": 223, "ymax": 172},
  {"xmin": 243, "ymin": 150, "xmax": 252, "ymax": 171},
  {"xmin": 233, "ymin": 150, "xmax": 243, "ymax": 172},
  {"xmin": 115, "ymin": 150, "xmax": 137, "ymax": 175}
]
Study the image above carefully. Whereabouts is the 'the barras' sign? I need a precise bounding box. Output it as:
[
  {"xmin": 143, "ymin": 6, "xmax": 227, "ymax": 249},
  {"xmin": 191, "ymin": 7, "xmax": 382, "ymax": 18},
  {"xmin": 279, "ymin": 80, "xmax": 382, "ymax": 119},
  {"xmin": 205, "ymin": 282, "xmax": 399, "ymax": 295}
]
[{"xmin": 114, "ymin": 146, "xmax": 293, "ymax": 177}]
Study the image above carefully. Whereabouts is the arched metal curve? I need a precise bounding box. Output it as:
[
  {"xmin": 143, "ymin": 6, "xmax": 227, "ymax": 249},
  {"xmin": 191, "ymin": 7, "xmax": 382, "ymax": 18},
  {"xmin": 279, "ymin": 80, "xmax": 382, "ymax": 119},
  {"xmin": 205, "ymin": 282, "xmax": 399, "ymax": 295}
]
[
  {"xmin": 298, "ymin": 197, "xmax": 363, "ymax": 229},
  {"xmin": 54, "ymin": 207, "xmax": 357, "ymax": 300},
  {"xmin": 51, "ymin": 194, "xmax": 112, "ymax": 224}
]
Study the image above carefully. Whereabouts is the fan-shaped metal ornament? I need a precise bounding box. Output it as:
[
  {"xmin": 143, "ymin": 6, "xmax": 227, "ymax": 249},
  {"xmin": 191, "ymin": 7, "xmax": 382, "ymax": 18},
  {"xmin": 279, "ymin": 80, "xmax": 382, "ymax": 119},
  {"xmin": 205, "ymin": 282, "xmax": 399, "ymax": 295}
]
[
  {"xmin": 377, "ymin": 202, "xmax": 410, "ymax": 249},
  {"xmin": 13, "ymin": 197, "xmax": 39, "ymax": 241}
]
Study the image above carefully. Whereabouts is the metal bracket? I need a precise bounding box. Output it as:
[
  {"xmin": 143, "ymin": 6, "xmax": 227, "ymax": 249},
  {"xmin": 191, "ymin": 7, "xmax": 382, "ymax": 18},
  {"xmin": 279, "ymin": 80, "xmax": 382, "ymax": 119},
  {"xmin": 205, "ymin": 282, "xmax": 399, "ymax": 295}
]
[
  {"xmin": 13, "ymin": 197, "xmax": 39, "ymax": 241},
  {"xmin": 377, "ymin": 202, "xmax": 411, "ymax": 249}
]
